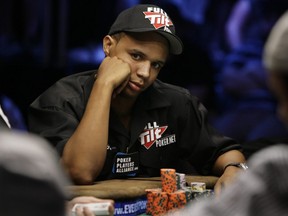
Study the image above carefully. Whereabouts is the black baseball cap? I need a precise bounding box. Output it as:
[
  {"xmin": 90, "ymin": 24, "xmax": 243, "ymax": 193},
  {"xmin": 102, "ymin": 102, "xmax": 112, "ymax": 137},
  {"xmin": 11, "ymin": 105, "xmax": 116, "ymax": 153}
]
[{"xmin": 108, "ymin": 4, "xmax": 183, "ymax": 55}]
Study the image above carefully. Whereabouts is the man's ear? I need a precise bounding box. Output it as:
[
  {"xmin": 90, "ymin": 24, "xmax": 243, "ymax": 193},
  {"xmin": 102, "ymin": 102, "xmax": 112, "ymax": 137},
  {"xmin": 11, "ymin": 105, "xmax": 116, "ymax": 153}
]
[{"xmin": 103, "ymin": 35, "xmax": 114, "ymax": 56}]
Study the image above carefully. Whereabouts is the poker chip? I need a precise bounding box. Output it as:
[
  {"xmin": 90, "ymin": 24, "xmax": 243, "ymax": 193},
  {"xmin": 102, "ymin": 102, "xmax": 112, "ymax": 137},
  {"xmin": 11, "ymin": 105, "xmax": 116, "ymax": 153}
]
[
  {"xmin": 192, "ymin": 189, "xmax": 215, "ymax": 201},
  {"xmin": 182, "ymin": 187, "xmax": 193, "ymax": 202},
  {"xmin": 167, "ymin": 190, "xmax": 187, "ymax": 212},
  {"xmin": 190, "ymin": 182, "xmax": 206, "ymax": 192}
]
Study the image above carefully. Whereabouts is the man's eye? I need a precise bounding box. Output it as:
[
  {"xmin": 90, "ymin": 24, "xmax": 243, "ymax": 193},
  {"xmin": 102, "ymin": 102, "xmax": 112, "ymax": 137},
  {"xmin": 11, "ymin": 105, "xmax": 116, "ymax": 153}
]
[
  {"xmin": 152, "ymin": 62, "xmax": 162, "ymax": 70},
  {"xmin": 131, "ymin": 53, "xmax": 141, "ymax": 60}
]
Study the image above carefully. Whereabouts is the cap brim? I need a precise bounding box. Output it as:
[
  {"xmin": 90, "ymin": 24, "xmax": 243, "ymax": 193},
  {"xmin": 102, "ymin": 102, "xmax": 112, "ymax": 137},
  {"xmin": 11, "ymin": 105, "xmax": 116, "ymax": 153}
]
[{"xmin": 157, "ymin": 31, "xmax": 183, "ymax": 55}]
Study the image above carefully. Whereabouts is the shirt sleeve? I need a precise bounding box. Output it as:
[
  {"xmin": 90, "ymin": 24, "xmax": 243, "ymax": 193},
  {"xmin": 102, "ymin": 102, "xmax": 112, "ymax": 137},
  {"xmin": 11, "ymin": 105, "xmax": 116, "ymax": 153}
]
[{"xmin": 177, "ymin": 95, "xmax": 243, "ymax": 175}]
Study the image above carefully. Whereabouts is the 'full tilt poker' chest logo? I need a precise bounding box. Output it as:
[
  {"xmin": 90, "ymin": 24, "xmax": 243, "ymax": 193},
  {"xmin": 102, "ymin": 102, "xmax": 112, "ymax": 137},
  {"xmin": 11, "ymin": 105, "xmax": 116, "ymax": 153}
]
[
  {"xmin": 143, "ymin": 7, "xmax": 174, "ymax": 33},
  {"xmin": 139, "ymin": 122, "xmax": 176, "ymax": 150}
]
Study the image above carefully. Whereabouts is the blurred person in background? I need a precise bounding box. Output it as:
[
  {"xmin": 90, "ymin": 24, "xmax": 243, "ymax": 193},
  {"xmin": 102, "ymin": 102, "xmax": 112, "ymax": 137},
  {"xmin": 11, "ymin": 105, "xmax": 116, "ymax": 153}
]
[
  {"xmin": 211, "ymin": 0, "xmax": 288, "ymax": 144},
  {"xmin": 167, "ymin": 9, "xmax": 288, "ymax": 216}
]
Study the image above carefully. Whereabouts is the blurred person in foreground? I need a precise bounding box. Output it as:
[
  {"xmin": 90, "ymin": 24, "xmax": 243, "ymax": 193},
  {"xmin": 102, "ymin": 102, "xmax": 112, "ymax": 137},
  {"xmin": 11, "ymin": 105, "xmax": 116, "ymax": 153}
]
[
  {"xmin": 0, "ymin": 130, "xmax": 114, "ymax": 216},
  {"xmin": 167, "ymin": 9, "xmax": 288, "ymax": 216},
  {"xmin": 28, "ymin": 4, "xmax": 246, "ymax": 195}
]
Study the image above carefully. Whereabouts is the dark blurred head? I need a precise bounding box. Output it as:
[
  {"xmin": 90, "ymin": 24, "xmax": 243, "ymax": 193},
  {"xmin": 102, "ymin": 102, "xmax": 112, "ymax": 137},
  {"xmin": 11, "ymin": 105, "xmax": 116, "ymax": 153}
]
[
  {"xmin": 0, "ymin": 131, "xmax": 71, "ymax": 216},
  {"xmin": 264, "ymin": 10, "xmax": 288, "ymax": 126}
]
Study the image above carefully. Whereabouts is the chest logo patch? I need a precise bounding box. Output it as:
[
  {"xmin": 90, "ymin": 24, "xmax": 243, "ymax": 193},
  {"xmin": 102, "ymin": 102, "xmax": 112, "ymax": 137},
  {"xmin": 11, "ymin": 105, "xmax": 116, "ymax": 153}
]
[{"xmin": 139, "ymin": 122, "xmax": 168, "ymax": 149}]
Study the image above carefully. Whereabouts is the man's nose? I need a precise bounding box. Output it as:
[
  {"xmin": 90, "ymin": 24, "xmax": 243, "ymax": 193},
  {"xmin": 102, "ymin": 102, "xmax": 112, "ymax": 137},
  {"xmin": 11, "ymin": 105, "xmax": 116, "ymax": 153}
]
[{"xmin": 137, "ymin": 62, "xmax": 150, "ymax": 78}]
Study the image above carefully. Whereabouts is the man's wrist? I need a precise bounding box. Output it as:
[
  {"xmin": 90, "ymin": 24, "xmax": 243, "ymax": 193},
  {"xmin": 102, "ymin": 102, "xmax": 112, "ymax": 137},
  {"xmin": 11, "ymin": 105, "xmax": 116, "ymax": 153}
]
[{"xmin": 223, "ymin": 162, "xmax": 248, "ymax": 172}]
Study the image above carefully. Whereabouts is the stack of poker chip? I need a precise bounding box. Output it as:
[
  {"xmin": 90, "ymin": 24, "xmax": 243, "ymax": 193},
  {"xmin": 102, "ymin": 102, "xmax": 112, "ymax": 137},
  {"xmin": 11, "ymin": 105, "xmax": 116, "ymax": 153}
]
[
  {"xmin": 145, "ymin": 169, "xmax": 215, "ymax": 215},
  {"xmin": 175, "ymin": 172, "xmax": 186, "ymax": 190},
  {"xmin": 145, "ymin": 168, "xmax": 187, "ymax": 216},
  {"xmin": 190, "ymin": 181, "xmax": 214, "ymax": 201},
  {"xmin": 161, "ymin": 168, "xmax": 177, "ymax": 193},
  {"xmin": 145, "ymin": 188, "xmax": 164, "ymax": 215}
]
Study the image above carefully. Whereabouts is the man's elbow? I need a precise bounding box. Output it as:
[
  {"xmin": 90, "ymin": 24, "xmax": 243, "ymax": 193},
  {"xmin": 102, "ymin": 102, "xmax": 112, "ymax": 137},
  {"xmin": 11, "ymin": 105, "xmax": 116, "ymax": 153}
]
[{"xmin": 68, "ymin": 168, "xmax": 98, "ymax": 185}]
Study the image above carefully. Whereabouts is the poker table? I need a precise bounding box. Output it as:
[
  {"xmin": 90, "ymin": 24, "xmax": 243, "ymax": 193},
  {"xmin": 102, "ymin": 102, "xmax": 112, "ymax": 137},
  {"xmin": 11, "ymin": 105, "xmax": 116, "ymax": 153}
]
[
  {"xmin": 67, "ymin": 175, "xmax": 218, "ymax": 199},
  {"xmin": 67, "ymin": 175, "xmax": 218, "ymax": 215}
]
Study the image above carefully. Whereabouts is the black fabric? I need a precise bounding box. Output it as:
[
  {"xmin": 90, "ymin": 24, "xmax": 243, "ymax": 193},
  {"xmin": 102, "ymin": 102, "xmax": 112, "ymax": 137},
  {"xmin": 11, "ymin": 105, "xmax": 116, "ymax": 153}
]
[
  {"xmin": 28, "ymin": 70, "xmax": 242, "ymax": 180},
  {"xmin": 0, "ymin": 168, "xmax": 65, "ymax": 216}
]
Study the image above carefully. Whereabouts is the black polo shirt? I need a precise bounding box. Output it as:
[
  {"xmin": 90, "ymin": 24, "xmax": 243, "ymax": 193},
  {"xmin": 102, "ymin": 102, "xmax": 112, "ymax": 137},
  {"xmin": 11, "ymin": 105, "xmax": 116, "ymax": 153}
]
[{"xmin": 28, "ymin": 70, "xmax": 241, "ymax": 180}]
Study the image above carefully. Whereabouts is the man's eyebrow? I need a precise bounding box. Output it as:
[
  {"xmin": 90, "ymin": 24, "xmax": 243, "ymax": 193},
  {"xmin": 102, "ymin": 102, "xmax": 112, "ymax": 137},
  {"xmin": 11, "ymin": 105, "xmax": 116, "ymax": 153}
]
[{"xmin": 130, "ymin": 49, "xmax": 166, "ymax": 64}]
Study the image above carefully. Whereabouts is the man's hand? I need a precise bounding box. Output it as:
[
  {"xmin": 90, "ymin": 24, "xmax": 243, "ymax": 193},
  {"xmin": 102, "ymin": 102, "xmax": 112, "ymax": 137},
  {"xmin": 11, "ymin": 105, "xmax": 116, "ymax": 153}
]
[
  {"xmin": 96, "ymin": 56, "xmax": 131, "ymax": 98},
  {"xmin": 214, "ymin": 165, "xmax": 244, "ymax": 196},
  {"xmin": 212, "ymin": 150, "xmax": 247, "ymax": 196}
]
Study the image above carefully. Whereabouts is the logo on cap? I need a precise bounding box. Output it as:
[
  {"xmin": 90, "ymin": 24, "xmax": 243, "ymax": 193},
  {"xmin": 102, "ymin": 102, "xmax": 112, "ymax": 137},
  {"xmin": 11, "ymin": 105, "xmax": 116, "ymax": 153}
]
[{"xmin": 143, "ymin": 7, "xmax": 173, "ymax": 33}]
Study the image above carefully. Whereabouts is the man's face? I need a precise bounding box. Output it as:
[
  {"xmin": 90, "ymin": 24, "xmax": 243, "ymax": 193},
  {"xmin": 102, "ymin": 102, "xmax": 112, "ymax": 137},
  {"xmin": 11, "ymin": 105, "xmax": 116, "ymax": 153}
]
[
  {"xmin": 107, "ymin": 32, "xmax": 169, "ymax": 98},
  {"xmin": 268, "ymin": 72, "xmax": 288, "ymax": 126}
]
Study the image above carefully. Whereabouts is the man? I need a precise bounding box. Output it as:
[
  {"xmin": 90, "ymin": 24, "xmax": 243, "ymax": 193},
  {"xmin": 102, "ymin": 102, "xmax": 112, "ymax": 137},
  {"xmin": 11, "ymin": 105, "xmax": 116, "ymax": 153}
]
[{"xmin": 28, "ymin": 4, "xmax": 246, "ymax": 194}]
